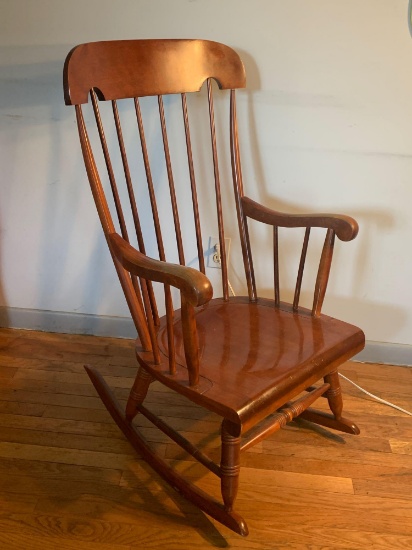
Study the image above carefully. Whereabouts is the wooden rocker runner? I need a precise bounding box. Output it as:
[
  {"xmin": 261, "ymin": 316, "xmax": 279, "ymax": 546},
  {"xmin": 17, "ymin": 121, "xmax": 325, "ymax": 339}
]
[{"xmin": 63, "ymin": 39, "xmax": 364, "ymax": 536}]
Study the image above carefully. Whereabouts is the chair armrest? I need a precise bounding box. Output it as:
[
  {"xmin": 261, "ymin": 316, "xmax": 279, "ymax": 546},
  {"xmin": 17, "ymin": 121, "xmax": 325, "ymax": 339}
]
[
  {"xmin": 109, "ymin": 233, "xmax": 213, "ymax": 307},
  {"xmin": 241, "ymin": 196, "xmax": 358, "ymax": 241}
]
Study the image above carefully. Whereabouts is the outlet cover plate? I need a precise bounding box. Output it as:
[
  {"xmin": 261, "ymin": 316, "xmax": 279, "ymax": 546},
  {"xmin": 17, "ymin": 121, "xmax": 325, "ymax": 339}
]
[{"xmin": 207, "ymin": 236, "xmax": 231, "ymax": 269}]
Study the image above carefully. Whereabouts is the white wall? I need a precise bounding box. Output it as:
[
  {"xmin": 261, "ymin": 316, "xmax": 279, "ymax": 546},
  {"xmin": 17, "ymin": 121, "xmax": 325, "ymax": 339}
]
[{"xmin": 1, "ymin": 0, "xmax": 412, "ymax": 351}]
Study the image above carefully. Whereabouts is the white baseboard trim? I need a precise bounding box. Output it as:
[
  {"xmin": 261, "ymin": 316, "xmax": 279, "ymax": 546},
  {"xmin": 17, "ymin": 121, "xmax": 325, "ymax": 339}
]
[
  {"xmin": 0, "ymin": 306, "xmax": 137, "ymax": 339},
  {"xmin": 353, "ymin": 341, "xmax": 412, "ymax": 367},
  {"xmin": 0, "ymin": 306, "xmax": 411, "ymax": 366}
]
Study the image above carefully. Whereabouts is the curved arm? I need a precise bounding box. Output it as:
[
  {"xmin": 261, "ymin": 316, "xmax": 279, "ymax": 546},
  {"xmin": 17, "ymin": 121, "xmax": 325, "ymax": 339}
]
[
  {"xmin": 241, "ymin": 196, "xmax": 358, "ymax": 242},
  {"xmin": 109, "ymin": 233, "xmax": 213, "ymax": 307}
]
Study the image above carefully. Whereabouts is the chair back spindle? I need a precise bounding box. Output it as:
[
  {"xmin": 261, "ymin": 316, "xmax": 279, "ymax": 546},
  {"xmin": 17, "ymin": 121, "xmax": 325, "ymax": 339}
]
[
  {"xmin": 181, "ymin": 92, "xmax": 205, "ymax": 274},
  {"xmin": 293, "ymin": 227, "xmax": 311, "ymax": 311},
  {"xmin": 158, "ymin": 95, "xmax": 185, "ymax": 266},
  {"xmin": 312, "ymin": 228, "xmax": 335, "ymax": 316},
  {"xmin": 229, "ymin": 90, "xmax": 257, "ymax": 301},
  {"xmin": 207, "ymin": 79, "xmax": 229, "ymax": 301},
  {"xmin": 134, "ymin": 97, "xmax": 167, "ymax": 262},
  {"xmin": 273, "ymin": 227, "xmax": 280, "ymax": 307}
]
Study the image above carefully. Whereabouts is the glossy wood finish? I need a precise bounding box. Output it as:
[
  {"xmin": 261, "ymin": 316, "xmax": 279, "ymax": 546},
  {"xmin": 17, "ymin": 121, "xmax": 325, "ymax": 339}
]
[
  {"xmin": 182, "ymin": 92, "xmax": 205, "ymax": 274},
  {"xmin": 1, "ymin": 328, "xmax": 412, "ymax": 550},
  {"xmin": 84, "ymin": 365, "xmax": 248, "ymax": 536},
  {"xmin": 241, "ymin": 196, "xmax": 359, "ymax": 241},
  {"xmin": 64, "ymin": 40, "xmax": 246, "ymax": 105},
  {"xmin": 155, "ymin": 297, "xmax": 364, "ymax": 428},
  {"xmin": 230, "ymin": 90, "xmax": 257, "ymax": 302},
  {"xmin": 207, "ymin": 79, "xmax": 229, "ymax": 301},
  {"xmin": 109, "ymin": 233, "xmax": 212, "ymax": 308},
  {"xmin": 294, "ymin": 227, "xmax": 310, "ymax": 311},
  {"xmin": 64, "ymin": 39, "xmax": 365, "ymax": 536},
  {"xmin": 74, "ymin": 105, "xmax": 152, "ymax": 351}
]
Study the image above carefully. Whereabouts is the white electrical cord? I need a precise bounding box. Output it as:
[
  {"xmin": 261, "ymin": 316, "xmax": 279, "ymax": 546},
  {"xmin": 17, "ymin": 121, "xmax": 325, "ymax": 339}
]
[
  {"xmin": 228, "ymin": 279, "xmax": 236, "ymax": 297},
  {"xmin": 339, "ymin": 372, "xmax": 412, "ymax": 417}
]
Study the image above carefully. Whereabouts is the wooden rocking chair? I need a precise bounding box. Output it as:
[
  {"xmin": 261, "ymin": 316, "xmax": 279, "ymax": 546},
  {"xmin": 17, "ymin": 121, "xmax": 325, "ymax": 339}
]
[{"xmin": 63, "ymin": 39, "xmax": 364, "ymax": 536}]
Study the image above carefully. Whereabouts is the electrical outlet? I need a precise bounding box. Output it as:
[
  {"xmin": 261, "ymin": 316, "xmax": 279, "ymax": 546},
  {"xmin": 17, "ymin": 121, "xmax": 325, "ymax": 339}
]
[{"xmin": 207, "ymin": 236, "xmax": 231, "ymax": 269}]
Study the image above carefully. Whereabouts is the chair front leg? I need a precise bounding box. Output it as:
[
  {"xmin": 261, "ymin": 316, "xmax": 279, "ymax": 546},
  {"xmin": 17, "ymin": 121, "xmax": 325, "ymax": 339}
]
[
  {"xmin": 220, "ymin": 419, "xmax": 241, "ymax": 512},
  {"xmin": 125, "ymin": 366, "xmax": 153, "ymax": 421}
]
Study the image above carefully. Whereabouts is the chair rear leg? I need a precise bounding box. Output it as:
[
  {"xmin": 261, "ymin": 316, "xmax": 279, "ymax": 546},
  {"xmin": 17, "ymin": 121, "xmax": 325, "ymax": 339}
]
[
  {"xmin": 298, "ymin": 369, "xmax": 360, "ymax": 435},
  {"xmin": 125, "ymin": 366, "xmax": 153, "ymax": 421},
  {"xmin": 324, "ymin": 370, "xmax": 343, "ymax": 419},
  {"xmin": 220, "ymin": 419, "xmax": 241, "ymax": 512}
]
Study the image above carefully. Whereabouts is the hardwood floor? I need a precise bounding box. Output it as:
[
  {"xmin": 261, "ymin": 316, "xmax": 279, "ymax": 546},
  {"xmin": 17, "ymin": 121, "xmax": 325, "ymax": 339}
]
[{"xmin": 0, "ymin": 327, "xmax": 411, "ymax": 549}]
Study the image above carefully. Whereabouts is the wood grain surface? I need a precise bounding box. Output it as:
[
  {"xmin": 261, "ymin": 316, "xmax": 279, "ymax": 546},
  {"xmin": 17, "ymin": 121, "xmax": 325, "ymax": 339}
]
[{"xmin": 0, "ymin": 328, "xmax": 411, "ymax": 548}]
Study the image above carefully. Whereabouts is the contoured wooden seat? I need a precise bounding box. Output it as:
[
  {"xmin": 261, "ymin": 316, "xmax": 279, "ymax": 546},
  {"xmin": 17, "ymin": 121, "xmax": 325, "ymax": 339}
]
[{"xmin": 64, "ymin": 39, "xmax": 365, "ymax": 536}]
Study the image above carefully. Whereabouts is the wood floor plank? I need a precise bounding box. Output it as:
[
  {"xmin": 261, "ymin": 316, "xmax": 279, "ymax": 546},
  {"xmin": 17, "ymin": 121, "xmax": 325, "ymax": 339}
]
[
  {"xmin": 241, "ymin": 504, "xmax": 412, "ymax": 537},
  {"xmin": 214, "ymin": 526, "xmax": 412, "ymax": 550},
  {"xmin": 0, "ymin": 355, "xmax": 87, "ymax": 372},
  {"xmin": 257, "ymin": 421, "xmax": 392, "ymax": 453},
  {"xmin": 353, "ymin": 476, "xmax": 412, "ymax": 500},
  {"xmin": 0, "ymin": 457, "xmax": 122, "ymax": 485},
  {"xmin": 5, "ymin": 377, "xmax": 123, "ymax": 398},
  {"xmin": 0, "ymin": 493, "xmax": 38, "ymax": 513},
  {"xmin": 12, "ymin": 368, "xmax": 136, "ymax": 389},
  {"xmin": 0, "ymin": 355, "xmax": 138, "ymax": 378},
  {"xmin": 12, "ymin": 369, "xmax": 94, "ymax": 385},
  {"xmin": 0, "ymin": 416, "xmax": 186, "ymax": 447},
  {"xmin": 0, "ymin": 365, "xmax": 17, "ymax": 380},
  {"xmin": 0, "ymin": 340, "xmax": 134, "ymax": 368},
  {"xmin": 239, "ymin": 448, "xmax": 412, "ymax": 478},
  {"xmin": 324, "ymin": 392, "xmax": 410, "ymax": 418},
  {"xmin": 0, "ymin": 441, "xmax": 151, "ymax": 469},
  {"xmin": 352, "ymin": 361, "xmax": 412, "ymax": 381},
  {"xmin": 122, "ymin": 462, "xmax": 354, "ymax": 495},
  {"xmin": 0, "ymin": 400, "xmax": 46, "ymax": 416},
  {"xmin": 0, "ymin": 413, "xmax": 125, "ymax": 438},
  {"xmin": 42, "ymin": 405, "xmax": 114, "ymax": 423},
  {"xmin": 0, "ymin": 510, "xmax": 226, "ymax": 547},
  {"xmin": 389, "ymin": 438, "xmax": 412, "ymax": 455},
  {"xmin": 0, "ymin": 388, "xmax": 106, "ymax": 409},
  {"xmin": 0, "ymin": 531, "xmax": 132, "ymax": 550}
]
